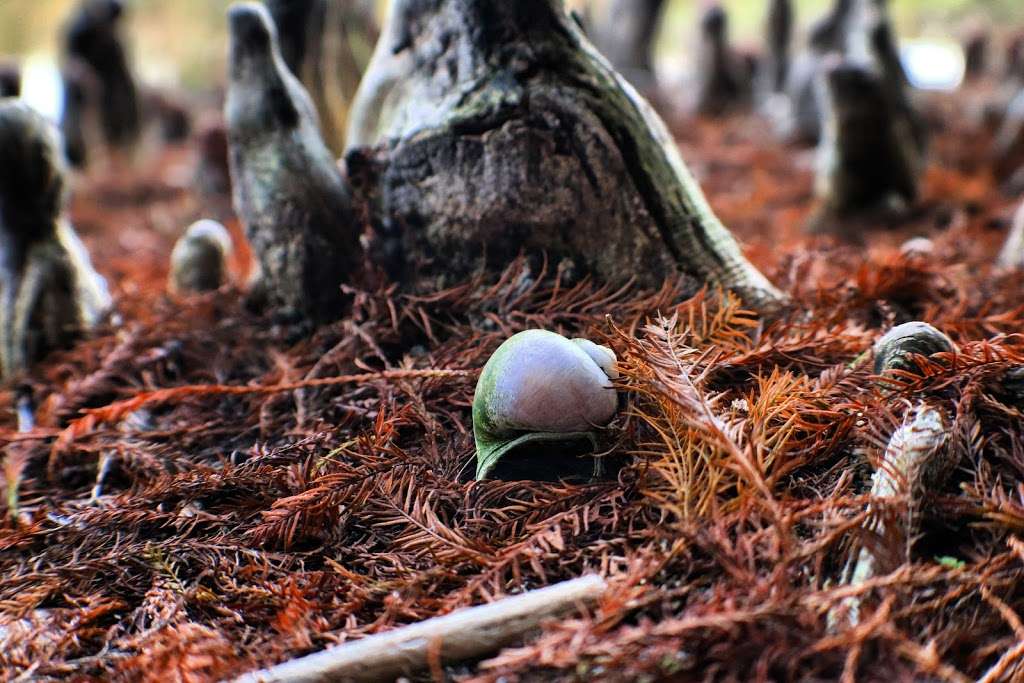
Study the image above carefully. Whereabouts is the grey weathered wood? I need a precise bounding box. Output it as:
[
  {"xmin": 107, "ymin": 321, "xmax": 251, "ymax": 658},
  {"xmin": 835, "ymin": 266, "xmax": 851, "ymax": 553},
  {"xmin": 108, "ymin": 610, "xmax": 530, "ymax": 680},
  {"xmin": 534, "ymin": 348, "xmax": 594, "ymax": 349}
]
[
  {"xmin": 346, "ymin": 0, "xmax": 784, "ymax": 310},
  {"xmin": 233, "ymin": 575, "xmax": 607, "ymax": 683}
]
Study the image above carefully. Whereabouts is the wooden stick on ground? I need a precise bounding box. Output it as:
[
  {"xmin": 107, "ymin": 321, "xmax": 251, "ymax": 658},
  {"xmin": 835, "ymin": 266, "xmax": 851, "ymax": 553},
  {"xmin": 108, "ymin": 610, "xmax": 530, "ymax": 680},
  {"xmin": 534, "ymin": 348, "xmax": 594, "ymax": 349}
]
[{"xmin": 234, "ymin": 575, "xmax": 607, "ymax": 683}]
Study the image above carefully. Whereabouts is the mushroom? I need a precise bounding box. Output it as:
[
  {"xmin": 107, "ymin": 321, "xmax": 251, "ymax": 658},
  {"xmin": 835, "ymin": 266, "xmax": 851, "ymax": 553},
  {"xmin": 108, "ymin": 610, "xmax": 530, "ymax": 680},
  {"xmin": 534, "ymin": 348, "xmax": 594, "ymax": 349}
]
[
  {"xmin": 872, "ymin": 322, "xmax": 955, "ymax": 376},
  {"xmin": 473, "ymin": 330, "xmax": 618, "ymax": 481},
  {"xmin": 898, "ymin": 236, "xmax": 935, "ymax": 259},
  {"xmin": 169, "ymin": 219, "xmax": 233, "ymax": 294}
]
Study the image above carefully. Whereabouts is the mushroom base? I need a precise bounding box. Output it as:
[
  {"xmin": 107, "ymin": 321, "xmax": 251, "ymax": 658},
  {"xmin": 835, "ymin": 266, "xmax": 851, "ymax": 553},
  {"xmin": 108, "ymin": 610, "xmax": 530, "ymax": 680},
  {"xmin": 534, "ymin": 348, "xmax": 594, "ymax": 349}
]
[{"xmin": 480, "ymin": 434, "xmax": 622, "ymax": 483}]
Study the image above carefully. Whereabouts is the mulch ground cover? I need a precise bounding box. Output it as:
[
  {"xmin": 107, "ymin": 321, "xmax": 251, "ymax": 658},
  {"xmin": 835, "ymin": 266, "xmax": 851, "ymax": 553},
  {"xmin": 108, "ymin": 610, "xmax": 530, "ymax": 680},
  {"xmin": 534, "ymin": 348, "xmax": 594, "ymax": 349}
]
[{"xmin": 3, "ymin": 88, "xmax": 1024, "ymax": 681}]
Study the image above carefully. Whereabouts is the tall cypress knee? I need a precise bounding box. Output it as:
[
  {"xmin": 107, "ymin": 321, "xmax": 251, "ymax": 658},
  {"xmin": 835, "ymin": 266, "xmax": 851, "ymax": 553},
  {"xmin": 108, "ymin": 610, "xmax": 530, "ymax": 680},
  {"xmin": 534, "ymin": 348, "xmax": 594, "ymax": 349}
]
[
  {"xmin": 226, "ymin": 2, "xmax": 361, "ymax": 325},
  {"xmin": 346, "ymin": 0, "xmax": 784, "ymax": 310},
  {"xmin": 0, "ymin": 60, "xmax": 21, "ymax": 98},
  {"xmin": 694, "ymin": 6, "xmax": 750, "ymax": 116},
  {"xmin": 782, "ymin": 0, "xmax": 855, "ymax": 144},
  {"xmin": 60, "ymin": 0, "xmax": 140, "ymax": 154},
  {"xmin": 0, "ymin": 101, "xmax": 110, "ymax": 379},
  {"xmin": 264, "ymin": 0, "xmax": 379, "ymax": 156},
  {"xmin": 761, "ymin": 0, "xmax": 793, "ymax": 96},
  {"xmin": 811, "ymin": 59, "xmax": 920, "ymax": 231}
]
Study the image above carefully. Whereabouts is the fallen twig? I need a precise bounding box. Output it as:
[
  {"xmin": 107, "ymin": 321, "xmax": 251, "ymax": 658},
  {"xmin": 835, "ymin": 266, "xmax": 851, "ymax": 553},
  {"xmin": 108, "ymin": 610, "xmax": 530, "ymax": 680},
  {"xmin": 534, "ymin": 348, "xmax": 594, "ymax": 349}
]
[{"xmin": 232, "ymin": 575, "xmax": 607, "ymax": 683}]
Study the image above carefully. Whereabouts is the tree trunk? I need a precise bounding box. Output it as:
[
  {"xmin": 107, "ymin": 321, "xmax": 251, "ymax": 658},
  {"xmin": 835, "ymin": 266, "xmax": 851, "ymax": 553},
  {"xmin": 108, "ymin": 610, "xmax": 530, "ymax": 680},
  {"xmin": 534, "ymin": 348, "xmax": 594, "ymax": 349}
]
[{"xmin": 345, "ymin": 0, "xmax": 784, "ymax": 311}]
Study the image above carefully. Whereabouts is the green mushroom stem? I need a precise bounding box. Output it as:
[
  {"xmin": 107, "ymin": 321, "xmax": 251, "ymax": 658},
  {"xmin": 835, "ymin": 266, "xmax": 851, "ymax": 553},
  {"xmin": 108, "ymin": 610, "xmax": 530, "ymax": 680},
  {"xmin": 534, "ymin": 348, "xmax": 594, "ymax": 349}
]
[{"xmin": 473, "ymin": 430, "xmax": 602, "ymax": 482}]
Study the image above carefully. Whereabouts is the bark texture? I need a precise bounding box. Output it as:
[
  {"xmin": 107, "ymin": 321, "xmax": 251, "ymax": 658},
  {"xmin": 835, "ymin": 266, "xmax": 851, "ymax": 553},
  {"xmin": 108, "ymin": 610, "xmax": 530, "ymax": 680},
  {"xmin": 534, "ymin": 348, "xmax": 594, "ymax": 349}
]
[{"xmin": 346, "ymin": 0, "xmax": 784, "ymax": 310}]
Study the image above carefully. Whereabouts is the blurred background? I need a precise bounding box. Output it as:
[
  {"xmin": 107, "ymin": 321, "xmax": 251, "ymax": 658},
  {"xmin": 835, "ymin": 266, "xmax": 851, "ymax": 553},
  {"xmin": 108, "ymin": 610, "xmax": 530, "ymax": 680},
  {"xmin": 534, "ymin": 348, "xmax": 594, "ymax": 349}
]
[{"xmin": 1, "ymin": 0, "xmax": 1021, "ymax": 96}]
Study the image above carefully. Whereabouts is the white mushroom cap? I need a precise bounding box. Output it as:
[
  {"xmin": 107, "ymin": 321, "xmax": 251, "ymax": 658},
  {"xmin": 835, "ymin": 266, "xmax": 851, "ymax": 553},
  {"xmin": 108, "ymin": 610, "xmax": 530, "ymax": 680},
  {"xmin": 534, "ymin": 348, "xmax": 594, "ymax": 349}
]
[
  {"xmin": 571, "ymin": 338, "xmax": 619, "ymax": 380},
  {"xmin": 473, "ymin": 330, "xmax": 620, "ymax": 479},
  {"xmin": 481, "ymin": 330, "xmax": 617, "ymax": 436}
]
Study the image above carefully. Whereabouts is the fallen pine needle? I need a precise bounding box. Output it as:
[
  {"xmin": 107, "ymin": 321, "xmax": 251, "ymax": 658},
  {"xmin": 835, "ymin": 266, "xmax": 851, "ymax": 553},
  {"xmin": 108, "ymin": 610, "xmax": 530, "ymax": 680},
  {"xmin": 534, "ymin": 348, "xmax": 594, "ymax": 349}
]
[{"xmin": 47, "ymin": 368, "xmax": 477, "ymax": 473}]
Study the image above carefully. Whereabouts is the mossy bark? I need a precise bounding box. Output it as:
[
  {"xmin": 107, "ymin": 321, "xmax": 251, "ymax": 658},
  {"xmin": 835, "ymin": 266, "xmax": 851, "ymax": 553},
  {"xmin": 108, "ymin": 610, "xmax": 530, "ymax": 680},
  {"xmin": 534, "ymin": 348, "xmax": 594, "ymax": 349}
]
[{"xmin": 346, "ymin": 0, "xmax": 784, "ymax": 310}]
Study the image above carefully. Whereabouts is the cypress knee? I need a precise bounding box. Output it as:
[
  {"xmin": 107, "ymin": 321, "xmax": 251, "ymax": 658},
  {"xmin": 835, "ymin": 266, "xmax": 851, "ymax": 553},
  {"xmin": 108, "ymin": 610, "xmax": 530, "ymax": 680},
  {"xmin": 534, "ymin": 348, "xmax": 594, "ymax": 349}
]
[
  {"xmin": 694, "ymin": 6, "xmax": 750, "ymax": 116},
  {"xmin": 781, "ymin": 0, "xmax": 855, "ymax": 144},
  {"xmin": 867, "ymin": 15, "xmax": 927, "ymax": 155},
  {"xmin": 963, "ymin": 29, "xmax": 989, "ymax": 82},
  {"xmin": 810, "ymin": 58, "xmax": 921, "ymax": 232},
  {"xmin": 60, "ymin": 0, "xmax": 140, "ymax": 154},
  {"xmin": 0, "ymin": 60, "xmax": 21, "ymax": 98},
  {"xmin": 59, "ymin": 58, "xmax": 101, "ymax": 169},
  {"xmin": 226, "ymin": 2, "xmax": 361, "ymax": 325},
  {"xmin": 346, "ymin": 0, "xmax": 784, "ymax": 310},
  {"xmin": 0, "ymin": 101, "xmax": 110, "ymax": 379},
  {"xmin": 760, "ymin": 0, "xmax": 793, "ymax": 97}
]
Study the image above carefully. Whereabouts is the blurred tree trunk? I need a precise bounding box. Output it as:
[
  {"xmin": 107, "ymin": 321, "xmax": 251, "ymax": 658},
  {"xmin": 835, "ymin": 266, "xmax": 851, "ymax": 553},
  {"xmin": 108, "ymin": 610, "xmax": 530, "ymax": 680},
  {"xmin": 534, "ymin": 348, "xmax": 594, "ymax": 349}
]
[{"xmin": 593, "ymin": 0, "xmax": 665, "ymax": 93}]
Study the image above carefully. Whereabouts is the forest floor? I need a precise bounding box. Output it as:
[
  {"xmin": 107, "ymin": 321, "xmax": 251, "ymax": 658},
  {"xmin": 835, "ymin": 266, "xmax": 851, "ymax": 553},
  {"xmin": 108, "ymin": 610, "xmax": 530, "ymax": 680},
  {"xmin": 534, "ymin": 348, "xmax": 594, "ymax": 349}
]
[{"xmin": 3, "ymin": 87, "xmax": 1024, "ymax": 682}]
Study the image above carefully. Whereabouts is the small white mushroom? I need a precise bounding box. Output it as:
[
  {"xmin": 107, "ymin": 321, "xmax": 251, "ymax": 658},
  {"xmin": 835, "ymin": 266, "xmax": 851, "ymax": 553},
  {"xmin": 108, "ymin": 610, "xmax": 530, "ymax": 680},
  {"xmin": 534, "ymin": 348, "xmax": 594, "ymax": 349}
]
[
  {"xmin": 473, "ymin": 330, "xmax": 618, "ymax": 480},
  {"xmin": 169, "ymin": 219, "xmax": 233, "ymax": 294},
  {"xmin": 898, "ymin": 236, "xmax": 934, "ymax": 259}
]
